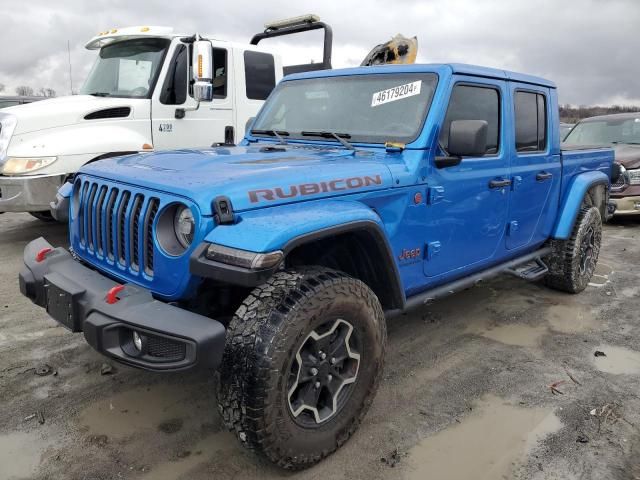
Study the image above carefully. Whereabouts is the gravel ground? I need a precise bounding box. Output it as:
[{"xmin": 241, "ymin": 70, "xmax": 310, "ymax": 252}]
[{"xmin": 1, "ymin": 212, "xmax": 639, "ymax": 480}]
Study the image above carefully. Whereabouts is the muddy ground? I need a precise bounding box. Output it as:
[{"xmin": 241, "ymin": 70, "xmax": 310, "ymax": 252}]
[{"xmin": 1, "ymin": 212, "xmax": 639, "ymax": 480}]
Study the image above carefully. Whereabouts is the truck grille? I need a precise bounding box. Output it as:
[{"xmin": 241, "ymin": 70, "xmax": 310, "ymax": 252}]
[{"xmin": 76, "ymin": 178, "xmax": 160, "ymax": 276}]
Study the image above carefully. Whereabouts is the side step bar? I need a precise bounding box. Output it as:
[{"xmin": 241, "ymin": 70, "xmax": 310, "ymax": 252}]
[{"xmin": 386, "ymin": 247, "xmax": 552, "ymax": 318}]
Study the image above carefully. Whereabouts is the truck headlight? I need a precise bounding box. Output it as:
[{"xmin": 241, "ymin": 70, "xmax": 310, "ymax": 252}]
[
  {"xmin": 2, "ymin": 156, "xmax": 57, "ymax": 175},
  {"xmin": 627, "ymin": 168, "xmax": 640, "ymax": 185},
  {"xmin": 205, "ymin": 244, "xmax": 283, "ymax": 270},
  {"xmin": 174, "ymin": 206, "xmax": 195, "ymax": 248},
  {"xmin": 0, "ymin": 113, "xmax": 17, "ymax": 163}
]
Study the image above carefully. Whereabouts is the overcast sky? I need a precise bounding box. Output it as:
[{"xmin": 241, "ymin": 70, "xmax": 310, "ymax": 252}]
[{"xmin": 0, "ymin": 0, "xmax": 638, "ymax": 106}]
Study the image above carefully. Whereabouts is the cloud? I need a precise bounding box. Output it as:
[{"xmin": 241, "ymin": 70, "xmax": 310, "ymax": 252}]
[{"xmin": 0, "ymin": 0, "xmax": 638, "ymax": 105}]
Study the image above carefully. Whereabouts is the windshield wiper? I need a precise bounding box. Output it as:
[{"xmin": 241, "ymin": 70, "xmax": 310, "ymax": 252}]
[
  {"xmin": 88, "ymin": 92, "xmax": 111, "ymax": 97},
  {"xmin": 250, "ymin": 129, "xmax": 289, "ymax": 144},
  {"xmin": 301, "ymin": 131, "xmax": 355, "ymax": 150}
]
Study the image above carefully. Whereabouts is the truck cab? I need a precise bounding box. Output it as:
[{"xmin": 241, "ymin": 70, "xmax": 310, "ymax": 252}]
[
  {"xmin": 0, "ymin": 17, "xmax": 332, "ymax": 219},
  {"xmin": 20, "ymin": 63, "xmax": 614, "ymax": 469}
]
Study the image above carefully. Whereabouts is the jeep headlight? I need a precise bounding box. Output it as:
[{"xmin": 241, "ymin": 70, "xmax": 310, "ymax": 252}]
[
  {"xmin": 174, "ymin": 205, "xmax": 195, "ymax": 248},
  {"xmin": 156, "ymin": 203, "xmax": 196, "ymax": 256},
  {"xmin": 2, "ymin": 156, "xmax": 58, "ymax": 175},
  {"xmin": 627, "ymin": 168, "xmax": 640, "ymax": 185},
  {"xmin": 0, "ymin": 113, "xmax": 18, "ymax": 163}
]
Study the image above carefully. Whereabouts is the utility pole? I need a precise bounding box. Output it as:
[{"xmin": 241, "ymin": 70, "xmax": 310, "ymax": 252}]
[{"xmin": 67, "ymin": 40, "xmax": 73, "ymax": 95}]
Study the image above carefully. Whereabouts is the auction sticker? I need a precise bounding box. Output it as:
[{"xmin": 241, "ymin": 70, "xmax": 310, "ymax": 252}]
[{"xmin": 371, "ymin": 80, "xmax": 422, "ymax": 107}]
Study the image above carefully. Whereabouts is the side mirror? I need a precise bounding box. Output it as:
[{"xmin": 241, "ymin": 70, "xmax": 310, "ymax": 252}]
[
  {"xmin": 448, "ymin": 120, "xmax": 488, "ymax": 157},
  {"xmin": 434, "ymin": 120, "xmax": 488, "ymax": 169},
  {"xmin": 192, "ymin": 38, "xmax": 214, "ymax": 102},
  {"xmin": 245, "ymin": 117, "xmax": 256, "ymax": 135}
]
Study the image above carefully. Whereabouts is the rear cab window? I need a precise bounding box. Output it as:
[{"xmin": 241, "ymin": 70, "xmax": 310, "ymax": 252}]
[
  {"xmin": 514, "ymin": 90, "xmax": 548, "ymax": 152},
  {"xmin": 244, "ymin": 51, "xmax": 276, "ymax": 100}
]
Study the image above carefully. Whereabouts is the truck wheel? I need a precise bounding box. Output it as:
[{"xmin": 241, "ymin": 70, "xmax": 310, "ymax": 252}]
[
  {"xmin": 545, "ymin": 206, "xmax": 602, "ymax": 293},
  {"xmin": 29, "ymin": 211, "xmax": 57, "ymax": 223},
  {"xmin": 217, "ymin": 267, "xmax": 386, "ymax": 469}
]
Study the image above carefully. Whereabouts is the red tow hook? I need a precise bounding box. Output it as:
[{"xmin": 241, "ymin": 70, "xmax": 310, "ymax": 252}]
[
  {"xmin": 105, "ymin": 285, "xmax": 125, "ymax": 304},
  {"xmin": 35, "ymin": 248, "xmax": 53, "ymax": 263}
]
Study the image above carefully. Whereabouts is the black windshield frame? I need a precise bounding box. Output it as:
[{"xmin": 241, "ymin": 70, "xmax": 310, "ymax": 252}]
[{"xmin": 251, "ymin": 73, "xmax": 439, "ymax": 145}]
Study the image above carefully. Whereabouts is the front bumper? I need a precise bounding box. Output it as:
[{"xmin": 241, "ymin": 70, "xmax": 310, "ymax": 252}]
[
  {"xmin": 610, "ymin": 195, "xmax": 640, "ymax": 215},
  {"xmin": 19, "ymin": 237, "xmax": 226, "ymax": 372},
  {"xmin": 0, "ymin": 173, "xmax": 66, "ymax": 212}
]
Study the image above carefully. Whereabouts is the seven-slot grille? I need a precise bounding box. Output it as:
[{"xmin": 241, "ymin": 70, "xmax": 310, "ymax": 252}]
[{"xmin": 76, "ymin": 179, "xmax": 160, "ymax": 276}]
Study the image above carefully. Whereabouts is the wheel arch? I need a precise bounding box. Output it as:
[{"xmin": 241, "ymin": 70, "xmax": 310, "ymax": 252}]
[{"xmin": 551, "ymin": 171, "xmax": 609, "ymax": 240}]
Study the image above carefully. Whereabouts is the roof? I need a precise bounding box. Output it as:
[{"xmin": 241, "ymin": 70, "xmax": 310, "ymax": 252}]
[
  {"xmin": 579, "ymin": 112, "xmax": 640, "ymax": 123},
  {"xmin": 284, "ymin": 63, "xmax": 556, "ymax": 88}
]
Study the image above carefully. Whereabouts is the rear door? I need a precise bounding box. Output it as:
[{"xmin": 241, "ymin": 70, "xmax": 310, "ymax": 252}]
[
  {"xmin": 423, "ymin": 78, "xmax": 511, "ymax": 278},
  {"xmin": 506, "ymin": 86, "xmax": 561, "ymax": 249},
  {"xmin": 151, "ymin": 42, "xmax": 234, "ymax": 150}
]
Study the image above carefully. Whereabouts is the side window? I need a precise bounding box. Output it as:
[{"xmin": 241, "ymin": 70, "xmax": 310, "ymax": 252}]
[
  {"xmin": 244, "ymin": 51, "xmax": 276, "ymax": 100},
  {"xmin": 439, "ymin": 84, "xmax": 500, "ymax": 155},
  {"xmin": 515, "ymin": 91, "xmax": 547, "ymax": 152},
  {"xmin": 160, "ymin": 45, "xmax": 188, "ymax": 105},
  {"xmin": 213, "ymin": 48, "xmax": 227, "ymax": 98}
]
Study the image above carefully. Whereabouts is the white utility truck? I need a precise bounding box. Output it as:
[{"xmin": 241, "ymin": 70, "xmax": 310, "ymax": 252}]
[{"xmin": 0, "ymin": 16, "xmax": 332, "ymax": 221}]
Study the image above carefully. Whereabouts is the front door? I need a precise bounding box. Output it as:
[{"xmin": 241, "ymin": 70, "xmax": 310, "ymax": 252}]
[
  {"xmin": 151, "ymin": 43, "xmax": 234, "ymax": 150},
  {"xmin": 423, "ymin": 78, "xmax": 510, "ymax": 278},
  {"xmin": 506, "ymin": 85, "xmax": 561, "ymax": 249}
]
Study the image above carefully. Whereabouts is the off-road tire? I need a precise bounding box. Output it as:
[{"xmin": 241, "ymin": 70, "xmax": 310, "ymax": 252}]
[
  {"xmin": 544, "ymin": 206, "xmax": 602, "ymax": 293},
  {"xmin": 29, "ymin": 211, "xmax": 56, "ymax": 223},
  {"xmin": 217, "ymin": 266, "xmax": 386, "ymax": 469}
]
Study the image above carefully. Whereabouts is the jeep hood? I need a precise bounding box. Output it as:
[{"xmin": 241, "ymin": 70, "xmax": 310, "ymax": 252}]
[
  {"xmin": 4, "ymin": 95, "xmax": 145, "ymax": 135},
  {"xmin": 613, "ymin": 144, "xmax": 640, "ymax": 170},
  {"xmin": 80, "ymin": 145, "xmax": 395, "ymax": 215}
]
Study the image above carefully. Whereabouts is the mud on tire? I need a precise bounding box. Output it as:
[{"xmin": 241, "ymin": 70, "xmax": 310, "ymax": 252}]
[
  {"xmin": 544, "ymin": 206, "xmax": 602, "ymax": 293},
  {"xmin": 216, "ymin": 266, "xmax": 386, "ymax": 469}
]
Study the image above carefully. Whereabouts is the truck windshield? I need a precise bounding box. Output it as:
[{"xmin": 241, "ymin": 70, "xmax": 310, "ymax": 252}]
[
  {"xmin": 80, "ymin": 38, "xmax": 169, "ymax": 99},
  {"xmin": 251, "ymin": 73, "xmax": 438, "ymax": 144},
  {"xmin": 564, "ymin": 116, "xmax": 640, "ymax": 145}
]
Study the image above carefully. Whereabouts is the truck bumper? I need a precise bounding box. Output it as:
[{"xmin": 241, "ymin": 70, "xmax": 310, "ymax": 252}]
[
  {"xmin": 0, "ymin": 173, "xmax": 66, "ymax": 212},
  {"xmin": 610, "ymin": 195, "xmax": 640, "ymax": 215},
  {"xmin": 19, "ymin": 237, "xmax": 226, "ymax": 372}
]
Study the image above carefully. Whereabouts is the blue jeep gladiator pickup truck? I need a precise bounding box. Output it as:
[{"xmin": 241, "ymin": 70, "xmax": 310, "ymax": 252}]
[{"xmin": 20, "ymin": 63, "xmax": 615, "ymax": 468}]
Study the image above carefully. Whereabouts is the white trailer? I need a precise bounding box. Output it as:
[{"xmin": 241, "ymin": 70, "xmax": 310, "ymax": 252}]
[{"xmin": 0, "ymin": 16, "xmax": 332, "ymax": 220}]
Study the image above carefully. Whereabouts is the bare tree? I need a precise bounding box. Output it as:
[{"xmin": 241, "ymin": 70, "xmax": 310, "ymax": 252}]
[
  {"xmin": 38, "ymin": 87, "xmax": 56, "ymax": 97},
  {"xmin": 15, "ymin": 86, "xmax": 34, "ymax": 96},
  {"xmin": 0, "ymin": 83, "xmax": 5, "ymax": 93}
]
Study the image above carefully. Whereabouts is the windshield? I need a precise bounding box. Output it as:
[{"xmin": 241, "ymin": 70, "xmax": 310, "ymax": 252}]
[
  {"xmin": 251, "ymin": 73, "xmax": 438, "ymax": 144},
  {"xmin": 564, "ymin": 115, "xmax": 640, "ymax": 145},
  {"xmin": 80, "ymin": 38, "xmax": 169, "ymax": 98}
]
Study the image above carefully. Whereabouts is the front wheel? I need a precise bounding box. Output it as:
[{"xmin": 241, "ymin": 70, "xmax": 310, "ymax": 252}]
[
  {"xmin": 544, "ymin": 206, "xmax": 602, "ymax": 293},
  {"xmin": 217, "ymin": 267, "xmax": 386, "ymax": 469}
]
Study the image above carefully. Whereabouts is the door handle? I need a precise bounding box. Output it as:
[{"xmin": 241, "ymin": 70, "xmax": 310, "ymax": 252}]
[
  {"xmin": 536, "ymin": 171, "xmax": 553, "ymax": 181},
  {"xmin": 489, "ymin": 178, "xmax": 512, "ymax": 189}
]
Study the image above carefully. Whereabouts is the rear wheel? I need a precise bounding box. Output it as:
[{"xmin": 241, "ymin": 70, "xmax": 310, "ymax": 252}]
[
  {"xmin": 544, "ymin": 206, "xmax": 602, "ymax": 293},
  {"xmin": 29, "ymin": 211, "xmax": 56, "ymax": 223},
  {"xmin": 217, "ymin": 267, "xmax": 386, "ymax": 469}
]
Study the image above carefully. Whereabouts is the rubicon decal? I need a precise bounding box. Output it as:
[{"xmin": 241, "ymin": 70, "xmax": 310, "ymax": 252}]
[{"xmin": 248, "ymin": 175, "xmax": 383, "ymax": 203}]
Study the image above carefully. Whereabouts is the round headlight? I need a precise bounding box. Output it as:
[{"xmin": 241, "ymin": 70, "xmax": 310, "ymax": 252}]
[{"xmin": 174, "ymin": 206, "xmax": 195, "ymax": 248}]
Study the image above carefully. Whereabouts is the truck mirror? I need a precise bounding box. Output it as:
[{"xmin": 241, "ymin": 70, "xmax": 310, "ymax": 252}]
[
  {"xmin": 447, "ymin": 120, "xmax": 488, "ymax": 158},
  {"xmin": 245, "ymin": 117, "xmax": 256, "ymax": 135},
  {"xmin": 192, "ymin": 39, "xmax": 214, "ymax": 102}
]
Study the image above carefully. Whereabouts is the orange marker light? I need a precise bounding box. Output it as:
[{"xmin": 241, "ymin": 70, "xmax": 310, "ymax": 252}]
[
  {"xmin": 414, "ymin": 192, "xmax": 423, "ymax": 205},
  {"xmin": 142, "ymin": 143, "xmax": 153, "ymax": 150},
  {"xmin": 198, "ymin": 55, "xmax": 203, "ymax": 78}
]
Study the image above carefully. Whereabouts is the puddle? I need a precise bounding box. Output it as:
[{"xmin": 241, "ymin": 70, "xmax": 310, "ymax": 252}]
[
  {"xmin": 139, "ymin": 431, "xmax": 238, "ymax": 480},
  {"xmin": 547, "ymin": 304, "xmax": 596, "ymax": 333},
  {"xmin": 589, "ymin": 262, "xmax": 613, "ymax": 288},
  {"xmin": 405, "ymin": 395, "xmax": 562, "ymax": 480},
  {"xmin": 593, "ymin": 345, "xmax": 640, "ymax": 375},
  {"xmin": 0, "ymin": 431, "xmax": 49, "ymax": 479},
  {"xmin": 469, "ymin": 324, "xmax": 547, "ymax": 347},
  {"xmin": 78, "ymin": 384, "xmax": 196, "ymax": 438}
]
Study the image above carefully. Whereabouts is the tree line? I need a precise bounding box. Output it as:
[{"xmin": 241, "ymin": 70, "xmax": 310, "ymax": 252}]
[
  {"xmin": 560, "ymin": 104, "xmax": 640, "ymax": 124},
  {"xmin": 0, "ymin": 83, "xmax": 56, "ymax": 97}
]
